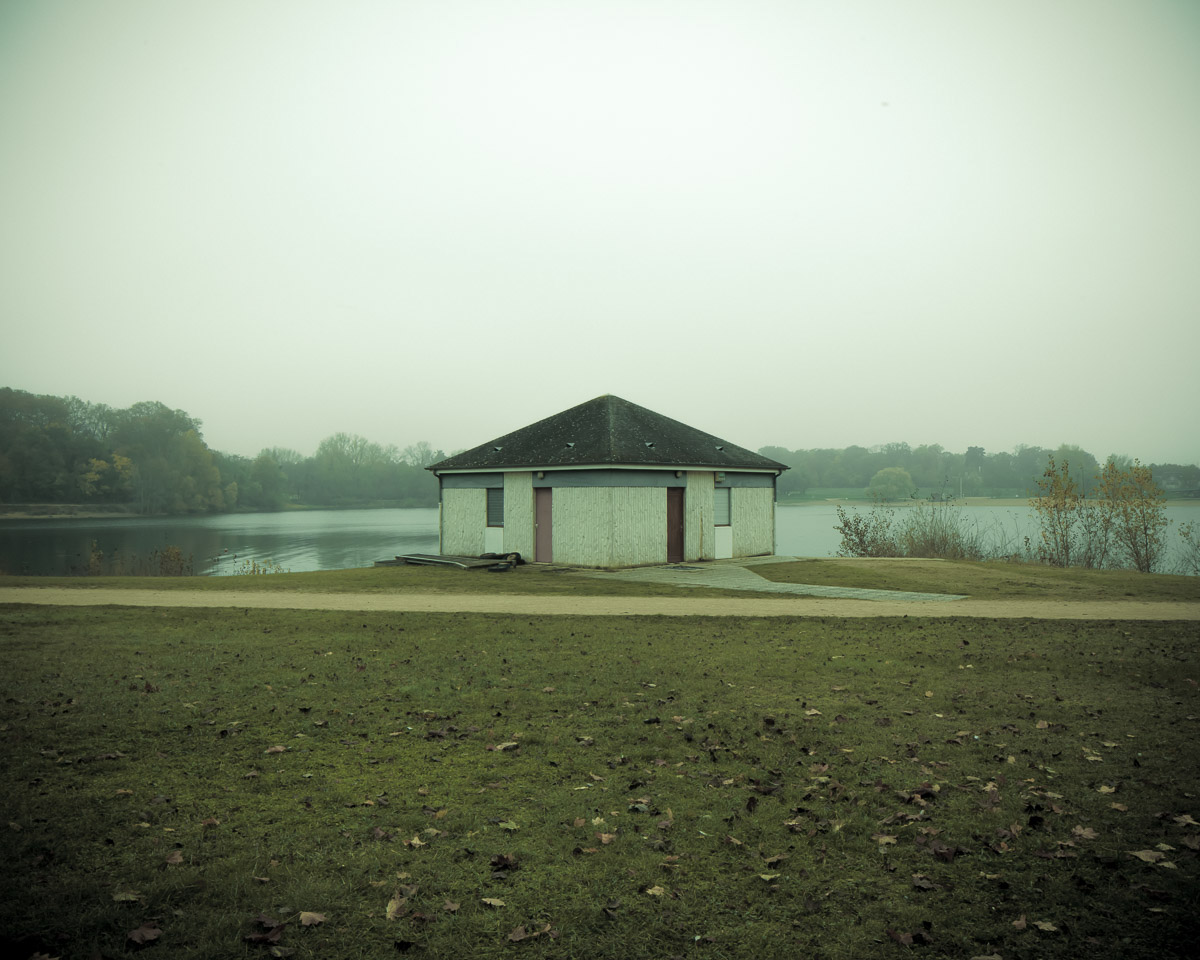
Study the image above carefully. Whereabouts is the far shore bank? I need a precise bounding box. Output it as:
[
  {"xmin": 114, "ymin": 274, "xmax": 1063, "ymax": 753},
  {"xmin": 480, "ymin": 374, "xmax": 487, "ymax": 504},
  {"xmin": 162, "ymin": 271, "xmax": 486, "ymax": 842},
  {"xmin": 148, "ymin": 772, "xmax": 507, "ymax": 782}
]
[{"xmin": 0, "ymin": 501, "xmax": 436, "ymax": 520}]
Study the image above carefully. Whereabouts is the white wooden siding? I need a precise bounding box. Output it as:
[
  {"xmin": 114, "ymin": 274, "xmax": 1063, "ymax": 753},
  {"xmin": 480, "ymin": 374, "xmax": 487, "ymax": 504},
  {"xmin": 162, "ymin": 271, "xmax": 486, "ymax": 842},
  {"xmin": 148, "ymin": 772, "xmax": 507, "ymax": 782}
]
[
  {"xmin": 503, "ymin": 472, "xmax": 534, "ymax": 557},
  {"xmin": 685, "ymin": 471, "xmax": 715, "ymax": 560},
  {"xmin": 441, "ymin": 488, "xmax": 486, "ymax": 555},
  {"xmin": 732, "ymin": 487, "xmax": 775, "ymax": 557}
]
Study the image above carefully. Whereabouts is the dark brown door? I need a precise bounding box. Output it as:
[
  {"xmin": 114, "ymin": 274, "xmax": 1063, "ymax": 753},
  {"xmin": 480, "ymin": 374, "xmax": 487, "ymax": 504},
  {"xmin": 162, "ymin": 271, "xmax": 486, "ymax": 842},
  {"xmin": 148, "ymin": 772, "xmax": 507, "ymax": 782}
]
[
  {"xmin": 666, "ymin": 487, "xmax": 684, "ymax": 563},
  {"xmin": 535, "ymin": 488, "xmax": 553, "ymax": 562}
]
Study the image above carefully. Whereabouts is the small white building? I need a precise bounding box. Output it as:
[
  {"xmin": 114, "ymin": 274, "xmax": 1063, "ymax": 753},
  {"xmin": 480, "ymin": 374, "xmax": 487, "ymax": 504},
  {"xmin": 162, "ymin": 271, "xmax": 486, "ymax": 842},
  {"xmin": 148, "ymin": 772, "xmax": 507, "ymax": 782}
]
[{"xmin": 427, "ymin": 395, "xmax": 789, "ymax": 567}]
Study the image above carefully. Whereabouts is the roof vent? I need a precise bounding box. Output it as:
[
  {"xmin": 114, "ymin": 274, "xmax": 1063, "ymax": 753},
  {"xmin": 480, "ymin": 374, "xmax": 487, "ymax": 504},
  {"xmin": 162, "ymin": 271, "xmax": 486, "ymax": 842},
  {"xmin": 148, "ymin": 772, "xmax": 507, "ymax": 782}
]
[
  {"xmin": 644, "ymin": 441, "xmax": 655, "ymax": 448},
  {"xmin": 715, "ymin": 445, "xmax": 724, "ymax": 451},
  {"xmin": 566, "ymin": 441, "xmax": 575, "ymax": 448},
  {"xmin": 492, "ymin": 446, "xmax": 502, "ymax": 452}
]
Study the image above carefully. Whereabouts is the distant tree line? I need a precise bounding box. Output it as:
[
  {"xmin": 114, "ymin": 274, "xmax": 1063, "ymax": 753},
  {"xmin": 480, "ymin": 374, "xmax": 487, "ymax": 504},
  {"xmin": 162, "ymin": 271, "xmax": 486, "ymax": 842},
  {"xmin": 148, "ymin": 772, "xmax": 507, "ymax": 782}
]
[
  {"xmin": 3, "ymin": 387, "xmax": 1197, "ymax": 515},
  {"xmin": 758, "ymin": 441, "xmax": 1200, "ymax": 501},
  {"xmin": 0, "ymin": 388, "xmax": 442, "ymax": 513}
]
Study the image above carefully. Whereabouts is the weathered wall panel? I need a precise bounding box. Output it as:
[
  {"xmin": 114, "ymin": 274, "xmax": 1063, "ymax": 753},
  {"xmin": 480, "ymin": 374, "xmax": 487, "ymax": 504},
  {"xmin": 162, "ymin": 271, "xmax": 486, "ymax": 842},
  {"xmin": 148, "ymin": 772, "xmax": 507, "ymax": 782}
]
[
  {"xmin": 610, "ymin": 487, "xmax": 667, "ymax": 567},
  {"xmin": 503, "ymin": 471, "xmax": 534, "ymax": 557},
  {"xmin": 685, "ymin": 471, "xmax": 715, "ymax": 560},
  {"xmin": 732, "ymin": 487, "xmax": 775, "ymax": 557},
  {"xmin": 441, "ymin": 488, "xmax": 486, "ymax": 556},
  {"xmin": 552, "ymin": 487, "xmax": 614, "ymax": 566}
]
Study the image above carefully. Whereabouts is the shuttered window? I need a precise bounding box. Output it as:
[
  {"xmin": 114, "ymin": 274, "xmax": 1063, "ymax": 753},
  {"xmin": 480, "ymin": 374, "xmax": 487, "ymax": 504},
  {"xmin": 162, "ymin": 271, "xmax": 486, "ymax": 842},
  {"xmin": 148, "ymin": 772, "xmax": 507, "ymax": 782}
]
[
  {"xmin": 714, "ymin": 487, "xmax": 731, "ymax": 526},
  {"xmin": 486, "ymin": 487, "xmax": 504, "ymax": 527}
]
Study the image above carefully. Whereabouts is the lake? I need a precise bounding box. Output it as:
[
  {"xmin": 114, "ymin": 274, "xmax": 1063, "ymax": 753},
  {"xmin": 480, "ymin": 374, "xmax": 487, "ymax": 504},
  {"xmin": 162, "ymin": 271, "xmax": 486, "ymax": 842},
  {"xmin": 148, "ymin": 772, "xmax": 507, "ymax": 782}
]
[{"xmin": 0, "ymin": 503, "xmax": 1195, "ymax": 576}]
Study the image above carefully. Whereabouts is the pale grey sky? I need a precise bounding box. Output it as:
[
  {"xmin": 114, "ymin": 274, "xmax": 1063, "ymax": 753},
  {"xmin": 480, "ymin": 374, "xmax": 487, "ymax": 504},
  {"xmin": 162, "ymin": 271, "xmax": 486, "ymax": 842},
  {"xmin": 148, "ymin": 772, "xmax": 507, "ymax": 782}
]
[{"xmin": 2, "ymin": 0, "xmax": 1197, "ymax": 463}]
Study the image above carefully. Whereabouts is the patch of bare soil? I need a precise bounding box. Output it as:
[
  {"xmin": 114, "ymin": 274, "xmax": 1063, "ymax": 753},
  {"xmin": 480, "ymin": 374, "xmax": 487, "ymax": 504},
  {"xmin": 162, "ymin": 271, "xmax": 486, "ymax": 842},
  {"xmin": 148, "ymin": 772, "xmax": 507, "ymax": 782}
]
[{"xmin": 1, "ymin": 587, "xmax": 1197, "ymax": 620}]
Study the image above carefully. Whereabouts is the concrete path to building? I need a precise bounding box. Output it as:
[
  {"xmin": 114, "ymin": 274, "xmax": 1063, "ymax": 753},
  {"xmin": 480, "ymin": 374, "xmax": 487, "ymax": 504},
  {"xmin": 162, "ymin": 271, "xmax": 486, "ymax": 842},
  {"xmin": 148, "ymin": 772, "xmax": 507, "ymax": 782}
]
[{"xmin": 580, "ymin": 555, "xmax": 968, "ymax": 602}]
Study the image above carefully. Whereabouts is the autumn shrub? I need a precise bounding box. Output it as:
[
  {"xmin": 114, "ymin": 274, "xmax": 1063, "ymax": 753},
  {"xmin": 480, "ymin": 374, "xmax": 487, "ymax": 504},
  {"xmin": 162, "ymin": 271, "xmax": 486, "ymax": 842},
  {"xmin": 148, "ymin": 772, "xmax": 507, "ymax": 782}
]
[
  {"xmin": 1031, "ymin": 456, "xmax": 1169, "ymax": 572},
  {"xmin": 80, "ymin": 541, "xmax": 194, "ymax": 576},
  {"xmin": 231, "ymin": 557, "xmax": 290, "ymax": 575},
  {"xmin": 835, "ymin": 503, "xmax": 1006, "ymax": 561},
  {"xmin": 1178, "ymin": 521, "xmax": 1200, "ymax": 576}
]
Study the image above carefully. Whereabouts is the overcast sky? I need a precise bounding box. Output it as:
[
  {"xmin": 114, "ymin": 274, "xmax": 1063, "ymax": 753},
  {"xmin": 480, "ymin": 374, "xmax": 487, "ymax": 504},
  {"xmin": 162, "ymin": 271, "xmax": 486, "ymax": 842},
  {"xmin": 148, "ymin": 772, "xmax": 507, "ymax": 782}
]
[{"xmin": 2, "ymin": 0, "xmax": 1197, "ymax": 464}]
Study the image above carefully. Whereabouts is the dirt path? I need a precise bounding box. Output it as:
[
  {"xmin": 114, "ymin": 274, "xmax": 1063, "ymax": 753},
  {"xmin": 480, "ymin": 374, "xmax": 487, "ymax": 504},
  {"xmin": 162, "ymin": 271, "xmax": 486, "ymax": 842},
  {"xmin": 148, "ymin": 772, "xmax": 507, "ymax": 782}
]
[{"xmin": 2, "ymin": 587, "xmax": 1198, "ymax": 620}]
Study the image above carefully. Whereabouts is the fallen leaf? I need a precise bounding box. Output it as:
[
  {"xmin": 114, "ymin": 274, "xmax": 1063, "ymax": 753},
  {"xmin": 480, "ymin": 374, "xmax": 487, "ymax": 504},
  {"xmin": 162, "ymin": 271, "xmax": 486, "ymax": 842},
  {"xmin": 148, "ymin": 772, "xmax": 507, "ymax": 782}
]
[
  {"xmin": 596, "ymin": 832, "xmax": 617, "ymax": 845},
  {"xmin": 164, "ymin": 850, "xmax": 183, "ymax": 865},
  {"xmin": 481, "ymin": 898, "xmax": 505, "ymax": 908},
  {"xmin": 1034, "ymin": 920, "xmax": 1058, "ymax": 932},
  {"xmin": 443, "ymin": 900, "xmax": 459, "ymax": 913},
  {"xmin": 299, "ymin": 912, "xmax": 325, "ymax": 926},
  {"xmin": 127, "ymin": 924, "xmax": 162, "ymax": 945},
  {"xmin": 1072, "ymin": 826, "xmax": 1099, "ymax": 840},
  {"xmin": 644, "ymin": 885, "xmax": 666, "ymax": 896},
  {"xmin": 112, "ymin": 890, "xmax": 142, "ymax": 902},
  {"xmin": 265, "ymin": 745, "xmax": 287, "ymax": 754},
  {"xmin": 386, "ymin": 894, "xmax": 407, "ymax": 921},
  {"xmin": 1097, "ymin": 785, "xmax": 1117, "ymax": 794},
  {"xmin": 1129, "ymin": 850, "xmax": 1165, "ymax": 863},
  {"xmin": 758, "ymin": 873, "xmax": 780, "ymax": 881},
  {"xmin": 1173, "ymin": 814, "xmax": 1198, "ymax": 827},
  {"xmin": 1012, "ymin": 914, "xmax": 1027, "ymax": 930}
]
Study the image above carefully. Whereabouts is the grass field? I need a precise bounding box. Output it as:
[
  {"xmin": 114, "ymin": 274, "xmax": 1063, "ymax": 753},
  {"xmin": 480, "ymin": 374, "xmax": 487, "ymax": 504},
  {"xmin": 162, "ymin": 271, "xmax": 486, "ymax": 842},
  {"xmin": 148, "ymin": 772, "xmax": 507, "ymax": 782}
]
[
  {"xmin": 755, "ymin": 559, "xmax": 1200, "ymax": 602},
  {"xmin": 0, "ymin": 564, "xmax": 751, "ymax": 598},
  {"xmin": 1, "ymin": 599, "xmax": 1198, "ymax": 959},
  {"xmin": 5, "ymin": 555, "xmax": 1200, "ymax": 604}
]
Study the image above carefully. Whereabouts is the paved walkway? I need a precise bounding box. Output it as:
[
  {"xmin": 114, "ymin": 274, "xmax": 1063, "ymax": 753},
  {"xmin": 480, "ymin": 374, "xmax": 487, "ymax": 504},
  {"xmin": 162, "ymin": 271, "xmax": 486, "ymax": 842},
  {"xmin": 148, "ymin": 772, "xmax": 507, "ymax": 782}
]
[{"xmin": 581, "ymin": 556, "xmax": 968, "ymax": 603}]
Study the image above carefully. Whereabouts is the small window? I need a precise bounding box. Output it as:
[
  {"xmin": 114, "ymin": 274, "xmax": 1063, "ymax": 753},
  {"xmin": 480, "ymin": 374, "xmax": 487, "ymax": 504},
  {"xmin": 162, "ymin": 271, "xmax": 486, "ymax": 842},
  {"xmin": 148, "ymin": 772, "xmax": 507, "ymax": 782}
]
[
  {"xmin": 714, "ymin": 487, "xmax": 731, "ymax": 526},
  {"xmin": 486, "ymin": 487, "xmax": 504, "ymax": 527}
]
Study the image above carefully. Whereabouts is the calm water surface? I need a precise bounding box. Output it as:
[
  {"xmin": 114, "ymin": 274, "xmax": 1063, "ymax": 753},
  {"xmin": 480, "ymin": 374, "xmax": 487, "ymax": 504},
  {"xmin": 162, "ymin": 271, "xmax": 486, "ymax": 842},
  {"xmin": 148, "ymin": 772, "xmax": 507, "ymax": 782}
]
[{"xmin": 0, "ymin": 503, "xmax": 1195, "ymax": 576}]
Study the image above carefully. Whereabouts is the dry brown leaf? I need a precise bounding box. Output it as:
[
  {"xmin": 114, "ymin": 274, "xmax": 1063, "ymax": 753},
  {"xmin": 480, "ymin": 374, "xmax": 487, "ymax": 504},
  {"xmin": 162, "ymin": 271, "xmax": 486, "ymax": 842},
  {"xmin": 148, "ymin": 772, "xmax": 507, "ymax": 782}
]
[
  {"xmin": 1129, "ymin": 849, "xmax": 1165, "ymax": 863},
  {"xmin": 127, "ymin": 924, "xmax": 162, "ymax": 945},
  {"xmin": 481, "ymin": 897, "xmax": 505, "ymax": 907},
  {"xmin": 299, "ymin": 911, "xmax": 325, "ymax": 926}
]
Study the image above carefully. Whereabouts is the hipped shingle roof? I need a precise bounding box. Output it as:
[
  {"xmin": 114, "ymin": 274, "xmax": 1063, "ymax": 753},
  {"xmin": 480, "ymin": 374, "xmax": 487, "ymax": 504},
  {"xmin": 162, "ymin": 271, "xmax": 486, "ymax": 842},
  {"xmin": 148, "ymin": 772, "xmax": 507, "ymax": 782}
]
[{"xmin": 428, "ymin": 395, "xmax": 788, "ymax": 473}]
